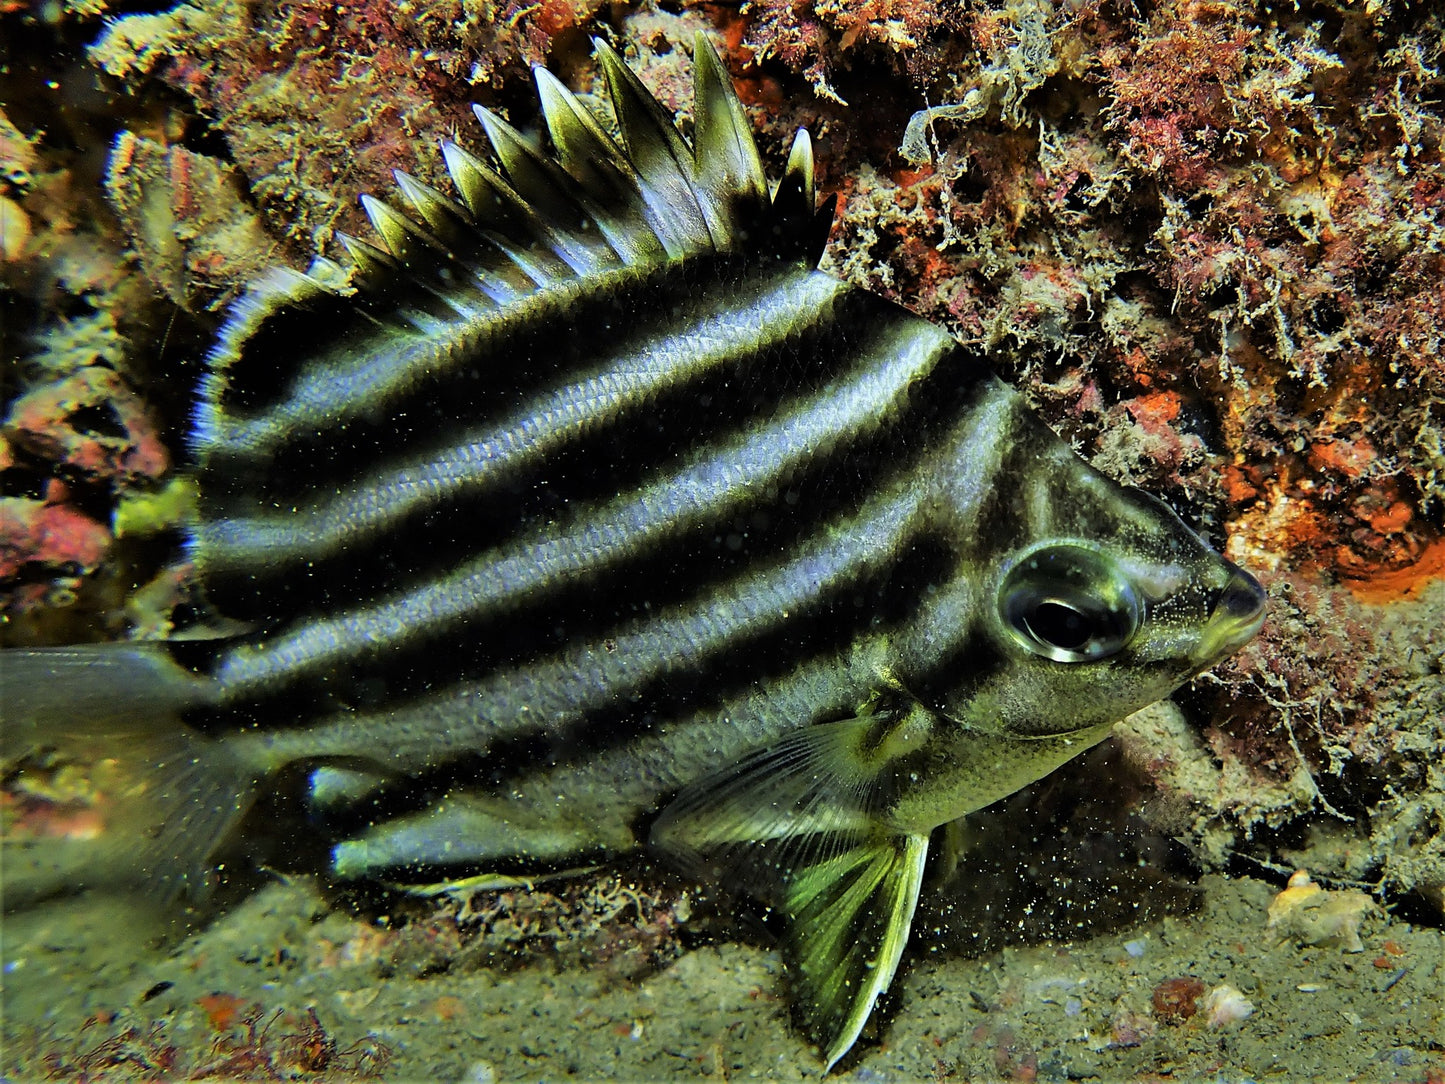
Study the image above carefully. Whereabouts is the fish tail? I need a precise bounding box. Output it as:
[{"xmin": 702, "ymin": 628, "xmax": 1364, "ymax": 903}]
[
  {"xmin": 1, "ymin": 643, "xmax": 214, "ymax": 754},
  {"xmin": 1, "ymin": 644, "xmax": 258, "ymax": 900}
]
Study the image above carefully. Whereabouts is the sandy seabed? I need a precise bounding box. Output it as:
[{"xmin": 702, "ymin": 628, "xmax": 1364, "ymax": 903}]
[{"xmin": 3, "ymin": 866, "xmax": 1441, "ymax": 1082}]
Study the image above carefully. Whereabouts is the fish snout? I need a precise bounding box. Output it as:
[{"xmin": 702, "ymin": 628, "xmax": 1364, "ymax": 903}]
[{"xmin": 1199, "ymin": 565, "xmax": 1267, "ymax": 659}]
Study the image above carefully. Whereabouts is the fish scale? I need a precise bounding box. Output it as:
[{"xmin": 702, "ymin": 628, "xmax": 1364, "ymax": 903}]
[
  {"xmin": 197, "ymin": 266, "xmax": 852, "ymax": 575},
  {"xmin": 208, "ymin": 290, "xmax": 954, "ymax": 699},
  {"xmin": 0, "ymin": 34, "xmax": 1266, "ymax": 1071}
]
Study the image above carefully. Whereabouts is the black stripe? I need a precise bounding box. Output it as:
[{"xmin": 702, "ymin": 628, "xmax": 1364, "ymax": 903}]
[
  {"xmin": 277, "ymin": 528, "xmax": 962, "ymax": 849},
  {"xmin": 538, "ymin": 530, "xmax": 963, "ymax": 762},
  {"xmin": 194, "ymin": 261, "xmax": 859, "ymax": 615},
  {"xmin": 200, "ymin": 254, "xmax": 817, "ymax": 479},
  {"xmin": 206, "ymin": 317, "xmax": 974, "ymax": 706}
]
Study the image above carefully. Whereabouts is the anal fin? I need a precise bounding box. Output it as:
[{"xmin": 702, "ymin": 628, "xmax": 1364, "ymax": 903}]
[{"xmin": 330, "ymin": 790, "xmax": 627, "ymax": 881}]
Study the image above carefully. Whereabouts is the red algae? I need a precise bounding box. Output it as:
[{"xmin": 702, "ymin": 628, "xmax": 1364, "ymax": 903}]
[
  {"xmin": 1150, "ymin": 976, "xmax": 1206, "ymax": 1024},
  {"xmin": 0, "ymin": 497, "xmax": 111, "ymax": 605},
  {"xmin": 6, "ymin": 367, "xmax": 167, "ymax": 487}
]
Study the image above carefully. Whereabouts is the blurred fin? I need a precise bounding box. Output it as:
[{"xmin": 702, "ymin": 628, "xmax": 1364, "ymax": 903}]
[
  {"xmin": 330, "ymin": 791, "xmax": 625, "ymax": 880},
  {"xmin": 1, "ymin": 644, "xmax": 215, "ymax": 758},
  {"xmin": 1, "ymin": 644, "xmax": 258, "ymax": 902}
]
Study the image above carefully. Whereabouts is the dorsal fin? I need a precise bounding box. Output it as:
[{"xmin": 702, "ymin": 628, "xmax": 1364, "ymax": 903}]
[
  {"xmin": 367, "ymin": 31, "xmax": 831, "ymax": 286},
  {"xmin": 593, "ymin": 38, "xmax": 713, "ymax": 254},
  {"xmin": 691, "ymin": 33, "xmax": 769, "ymax": 241},
  {"xmin": 195, "ymin": 33, "xmax": 830, "ymax": 464}
]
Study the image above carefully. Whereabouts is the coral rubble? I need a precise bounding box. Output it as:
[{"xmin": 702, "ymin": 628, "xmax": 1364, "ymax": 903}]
[{"xmin": 1267, "ymin": 868, "xmax": 1381, "ymax": 952}]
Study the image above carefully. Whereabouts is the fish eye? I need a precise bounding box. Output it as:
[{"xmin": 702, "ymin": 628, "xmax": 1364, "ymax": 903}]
[{"xmin": 999, "ymin": 544, "xmax": 1142, "ymax": 663}]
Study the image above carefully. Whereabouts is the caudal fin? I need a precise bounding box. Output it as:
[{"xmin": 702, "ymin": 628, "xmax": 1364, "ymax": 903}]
[
  {"xmin": 1, "ymin": 644, "xmax": 213, "ymax": 754},
  {"xmin": 1, "ymin": 644, "xmax": 259, "ymax": 902}
]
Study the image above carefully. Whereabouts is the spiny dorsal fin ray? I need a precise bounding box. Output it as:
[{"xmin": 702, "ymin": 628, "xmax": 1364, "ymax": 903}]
[
  {"xmin": 437, "ymin": 140, "xmax": 578, "ymax": 287},
  {"xmin": 773, "ymin": 129, "xmax": 828, "ymax": 261},
  {"xmin": 461, "ymin": 111, "xmax": 644, "ymax": 277},
  {"xmin": 198, "ymin": 32, "xmax": 829, "ymax": 456},
  {"xmin": 470, "ymin": 103, "xmax": 621, "ymax": 276},
  {"xmin": 391, "ymin": 171, "xmax": 475, "ymax": 250},
  {"xmin": 692, "ymin": 32, "xmax": 769, "ymax": 242},
  {"xmin": 336, "ymin": 230, "xmax": 464, "ymax": 330},
  {"xmin": 532, "ymin": 65, "xmax": 635, "ymax": 199},
  {"xmin": 592, "ymin": 37, "xmax": 713, "ymax": 254},
  {"xmin": 472, "ymin": 102, "xmax": 587, "ymax": 227},
  {"xmin": 531, "ymin": 66, "xmax": 670, "ymax": 265},
  {"xmin": 360, "ymin": 193, "xmax": 448, "ymax": 268},
  {"xmin": 651, "ymin": 708, "xmax": 935, "ymax": 1069},
  {"xmin": 335, "ymin": 232, "xmax": 402, "ymax": 300}
]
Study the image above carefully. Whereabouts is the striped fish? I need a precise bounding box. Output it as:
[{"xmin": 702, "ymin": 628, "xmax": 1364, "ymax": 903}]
[{"xmin": 0, "ymin": 36, "xmax": 1265, "ymax": 1069}]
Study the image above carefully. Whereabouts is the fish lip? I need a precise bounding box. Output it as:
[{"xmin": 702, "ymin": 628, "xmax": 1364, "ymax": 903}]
[{"xmin": 1199, "ymin": 566, "xmax": 1267, "ymax": 658}]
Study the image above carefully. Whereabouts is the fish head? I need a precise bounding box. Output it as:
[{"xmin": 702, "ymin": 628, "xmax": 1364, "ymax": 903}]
[{"xmin": 932, "ymin": 430, "xmax": 1266, "ymax": 739}]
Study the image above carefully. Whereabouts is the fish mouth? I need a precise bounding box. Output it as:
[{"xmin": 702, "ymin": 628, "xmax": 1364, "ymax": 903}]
[{"xmin": 1196, "ymin": 565, "xmax": 1267, "ymax": 660}]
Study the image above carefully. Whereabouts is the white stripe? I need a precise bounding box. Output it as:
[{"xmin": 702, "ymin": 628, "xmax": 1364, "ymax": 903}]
[
  {"xmin": 244, "ymin": 479, "xmax": 928, "ymax": 770},
  {"xmin": 194, "ymin": 268, "xmax": 850, "ymax": 572},
  {"xmin": 214, "ymin": 313, "xmax": 953, "ymax": 693},
  {"xmin": 193, "ymin": 264, "xmax": 838, "ymax": 465}
]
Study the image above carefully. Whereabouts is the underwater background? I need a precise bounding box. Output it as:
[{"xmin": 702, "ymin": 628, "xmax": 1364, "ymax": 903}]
[{"xmin": 1, "ymin": 0, "xmax": 1442, "ymax": 1079}]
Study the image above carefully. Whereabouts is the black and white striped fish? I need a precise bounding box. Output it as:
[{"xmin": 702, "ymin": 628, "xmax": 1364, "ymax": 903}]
[{"xmin": 0, "ymin": 36, "xmax": 1265, "ymax": 1069}]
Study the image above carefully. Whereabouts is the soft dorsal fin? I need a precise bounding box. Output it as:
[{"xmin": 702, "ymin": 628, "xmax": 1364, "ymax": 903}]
[{"xmin": 194, "ymin": 33, "xmax": 830, "ymax": 464}]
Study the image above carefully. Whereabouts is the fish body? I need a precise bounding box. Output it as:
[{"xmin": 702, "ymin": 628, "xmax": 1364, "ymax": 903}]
[{"xmin": 0, "ymin": 37, "xmax": 1265, "ymax": 1068}]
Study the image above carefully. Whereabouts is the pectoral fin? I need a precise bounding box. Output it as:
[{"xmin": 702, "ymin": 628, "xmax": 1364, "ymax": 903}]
[{"xmin": 651, "ymin": 710, "xmax": 933, "ymax": 1069}]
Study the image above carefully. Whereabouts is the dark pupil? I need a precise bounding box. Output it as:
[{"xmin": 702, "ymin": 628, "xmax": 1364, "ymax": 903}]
[{"xmin": 1030, "ymin": 600, "xmax": 1092, "ymax": 650}]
